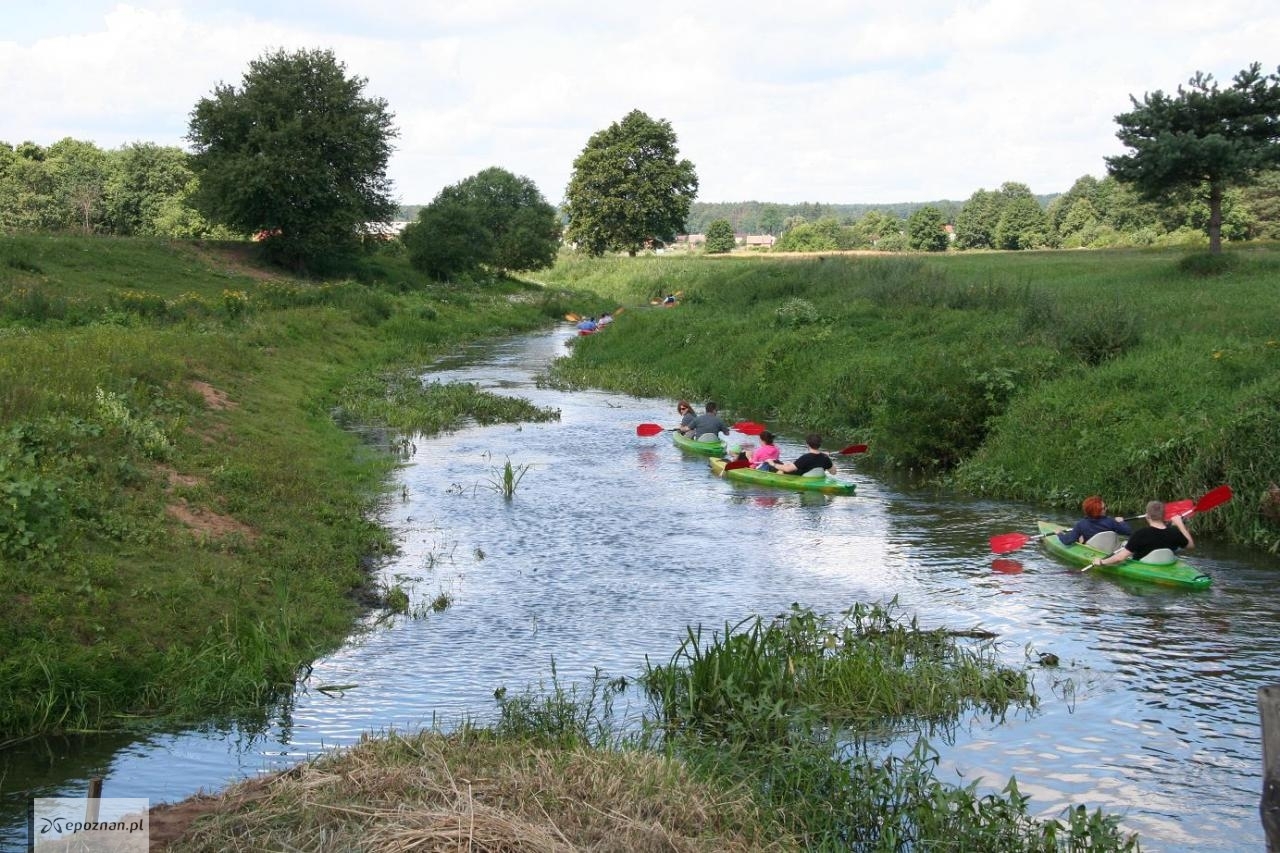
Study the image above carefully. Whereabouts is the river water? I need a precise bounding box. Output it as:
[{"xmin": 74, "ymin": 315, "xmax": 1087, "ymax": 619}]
[{"xmin": 2, "ymin": 326, "xmax": 1276, "ymax": 851}]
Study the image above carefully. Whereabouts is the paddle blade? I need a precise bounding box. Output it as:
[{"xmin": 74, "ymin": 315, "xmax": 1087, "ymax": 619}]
[
  {"xmin": 636, "ymin": 423, "xmax": 665, "ymax": 437},
  {"xmin": 990, "ymin": 532, "xmax": 1034, "ymax": 554},
  {"xmin": 1162, "ymin": 499, "xmax": 1193, "ymax": 520},
  {"xmin": 565, "ymin": 313, "xmax": 579, "ymax": 322},
  {"xmin": 838, "ymin": 444, "xmax": 868, "ymax": 455},
  {"xmin": 1192, "ymin": 484, "xmax": 1233, "ymax": 514},
  {"xmin": 732, "ymin": 421, "xmax": 765, "ymax": 436}
]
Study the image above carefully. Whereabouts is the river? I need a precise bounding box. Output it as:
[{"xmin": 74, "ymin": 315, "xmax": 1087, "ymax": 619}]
[{"xmin": 2, "ymin": 326, "xmax": 1276, "ymax": 851}]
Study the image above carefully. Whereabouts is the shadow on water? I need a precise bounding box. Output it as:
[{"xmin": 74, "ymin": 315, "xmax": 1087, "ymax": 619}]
[{"xmin": 3, "ymin": 326, "xmax": 1276, "ymax": 851}]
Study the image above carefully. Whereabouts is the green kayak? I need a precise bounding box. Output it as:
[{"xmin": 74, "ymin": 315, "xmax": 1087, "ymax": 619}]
[
  {"xmin": 673, "ymin": 432, "xmax": 726, "ymax": 456},
  {"xmin": 1037, "ymin": 521, "xmax": 1212, "ymax": 590},
  {"xmin": 709, "ymin": 458, "xmax": 856, "ymax": 496}
]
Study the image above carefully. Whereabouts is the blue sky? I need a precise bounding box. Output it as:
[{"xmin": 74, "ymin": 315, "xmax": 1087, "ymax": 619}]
[{"xmin": 2, "ymin": 1, "xmax": 1278, "ymax": 206}]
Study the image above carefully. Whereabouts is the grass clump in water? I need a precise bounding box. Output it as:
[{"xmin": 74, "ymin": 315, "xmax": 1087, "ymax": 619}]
[{"xmin": 154, "ymin": 606, "xmax": 1137, "ymax": 851}]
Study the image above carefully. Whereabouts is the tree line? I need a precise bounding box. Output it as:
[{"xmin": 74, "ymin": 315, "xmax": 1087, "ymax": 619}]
[
  {"xmin": 2, "ymin": 51, "xmax": 1277, "ymax": 272},
  {"xmin": 0, "ymin": 138, "xmax": 231, "ymax": 239}
]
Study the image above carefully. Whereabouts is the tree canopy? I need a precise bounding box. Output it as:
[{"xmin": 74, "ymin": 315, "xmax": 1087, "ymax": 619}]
[
  {"xmin": 563, "ymin": 110, "xmax": 698, "ymax": 256},
  {"xmin": 907, "ymin": 205, "xmax": 949, "ymax": 252},
  {"xmin": 1106, "ymin": 62, "xmax": 1280, "ymax": 253},
  {"xmin": 704, "ymin": 218, "xmax": 736, "ymax": 253},
  {"xmin": 402, "ymin": 167, "xmax": 560, "ymax": 281},
  {"xmin": 187, "ymin": 47, "xmax": 398, "ymax": 271}
]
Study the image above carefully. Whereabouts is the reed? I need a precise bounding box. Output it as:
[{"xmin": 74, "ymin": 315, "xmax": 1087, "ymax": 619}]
[{"xmin": 484, "ymin": 457, "xmax": 531, "ymax": 499}]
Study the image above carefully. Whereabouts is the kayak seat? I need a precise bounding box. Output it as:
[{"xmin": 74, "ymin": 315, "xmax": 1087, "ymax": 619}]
[
  {"xmin": 1084, "ymin": 531, "xmax": 1119, "ymax": 553},
  {"xmin": 696, "ymin": 434, "xmax": 719, "ymax": 443},
  {"xmin": 802, "ymin": 468, "xmax": 826, "ymax": 478},
  {"xmin": 1139, "ymin": 548, "xmax": 1177, "ymax": 564}
]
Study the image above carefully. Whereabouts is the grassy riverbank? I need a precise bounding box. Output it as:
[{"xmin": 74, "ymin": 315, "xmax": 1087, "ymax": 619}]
[
  {"xmin": 541, "ymin": 247, "xmax": 1280, "ymax": 551},
  {"xmin": 0, "ymin": 234, "xmax": 571, "ymax": 736},
  {"xmin": 156, "ymin": 603, "xmax": 1136, "ymax": 851}
]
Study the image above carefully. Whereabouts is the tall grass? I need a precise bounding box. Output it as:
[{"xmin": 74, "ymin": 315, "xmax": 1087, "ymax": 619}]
[{"xmin": 541, "ymin": 248, "xmax": 1280, "ymax": 549}]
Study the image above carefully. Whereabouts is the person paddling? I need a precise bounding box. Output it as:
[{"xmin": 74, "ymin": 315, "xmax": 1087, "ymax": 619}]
[
  {"xmin": 767, "ymin": 433, "xmax": 834, "ymax": 477},
  {"xmin": 1058, "ymin": 495, "xmax": 1132, "ymax": 545},
  {"xmin": 688, "ymin": 401, "xmax": 730, "ymax": 443},
  {"xmin": 1090, "ymin": 500, "xmax": 1194, "ymax": 569}
]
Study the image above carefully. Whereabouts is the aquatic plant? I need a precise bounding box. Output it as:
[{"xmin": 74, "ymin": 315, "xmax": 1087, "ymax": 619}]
[{"xmin": 485, "ymin": 457, "xmax": 531, "ymax": 499}]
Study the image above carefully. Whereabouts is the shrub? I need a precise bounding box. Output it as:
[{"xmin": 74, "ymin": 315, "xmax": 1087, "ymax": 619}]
[
  {"xmin": 1177, "ymin": 251, "xmax": 1237, "ymax": 277},
  {"xmin": 1057, "ymin": 307, "xmax": 1141, "ymax": 365}
]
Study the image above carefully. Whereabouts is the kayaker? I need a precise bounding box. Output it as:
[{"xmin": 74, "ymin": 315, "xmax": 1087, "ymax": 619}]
[
  {"xmin": 675, "ymin": 400, "xmax": 697, "ymax": 435},
  {"xmin": 576, "ymin": 316, "xmax": 598, "ymax": 332},
  {"xmin": 598, "ymin": 311, "xmax": 613, "ymax": 326},
  {"xmin": 1089, "ymin": 500, "xmax": 1194, "ymax": 569},
  {"xmin": 1057, "ymin": 495, "xmax": 1132, "ymax": 545},
  {"xmin": 767, "ymin": 433, "xmax": 834, "ymax": 477},
  {"xmin": 750, "ymin": 431, "xmax": 781, "ymax": 470},
  {"xmin": 688, "ymin": 401, "xmax": 730, "ymax": 442}
]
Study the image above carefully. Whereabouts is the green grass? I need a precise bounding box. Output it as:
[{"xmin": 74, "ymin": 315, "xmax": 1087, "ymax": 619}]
[
  {"xmin": 0, "ymin": 234, "xmax": 578, "ymax": 735},
  {"xmin": 539, "ymin": 246, "xmax": 1280, "ymax": 550}
]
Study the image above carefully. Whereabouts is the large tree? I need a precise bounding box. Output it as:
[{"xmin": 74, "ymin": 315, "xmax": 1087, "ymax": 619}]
[
  {"xmin": 187, "ymin": 47, "xmax": 397, "ymax": 271},
  {"xmin": 1106, "ymin": 62, "xmax": 1280, "ymax": 253},
  {"xmin": 907, "ymin": 205, "xmax": 949, "ymax": 252},
  {"xmin": 953, "ymin": 189, "xmax": 1001, "ymax": 249},
  {"xmin": 402, "ymin": 167, "xmax": 560, "ymax": 280},
  {"xmin": 704, "ymin": 218, "xmax": 736, "ymax": 253},
  {"xmin": 563, "ymin": 110, "xmax": 698, "ymax": 256}
]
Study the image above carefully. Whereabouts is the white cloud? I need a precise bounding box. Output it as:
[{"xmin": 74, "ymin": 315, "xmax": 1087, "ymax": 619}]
[{"xmin": 2, "ymin": 1, "xmax": 1277, "ymax": 205}]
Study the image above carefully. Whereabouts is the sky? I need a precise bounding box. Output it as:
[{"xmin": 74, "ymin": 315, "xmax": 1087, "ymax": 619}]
[{"xmin": 2, "ymin": 1, "xmax": 1278, "ymax": 207}]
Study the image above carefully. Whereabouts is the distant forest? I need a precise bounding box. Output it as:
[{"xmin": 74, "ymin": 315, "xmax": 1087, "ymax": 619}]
[
  {"xmin": 401, "ymin": 197, "xmax": 1061, "ymax": 235},
  {"xmin": 680, "ymin": 197, "xmax": 1061, "ymax": 235}
]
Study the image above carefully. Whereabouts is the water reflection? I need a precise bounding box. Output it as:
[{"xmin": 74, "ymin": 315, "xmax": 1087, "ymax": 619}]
[{"xmin": 2, "ymin": 327, "xmax": 1275, "ymax": 852}]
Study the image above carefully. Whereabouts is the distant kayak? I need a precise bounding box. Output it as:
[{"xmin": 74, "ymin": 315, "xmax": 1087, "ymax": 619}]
[
  {"xmin": 709, "ymin": 458, "xmax": 856, "ymax": 496},
  {"xmin": 1037, "ymin": 521, "xmax": 1212, "ymax": 589},
  {"xmin": 672, "ymin": 432, "xmax": 725, "ymax": 456}
]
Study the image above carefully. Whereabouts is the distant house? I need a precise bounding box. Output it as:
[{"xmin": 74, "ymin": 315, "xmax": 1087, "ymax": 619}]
[
  {"xmin": 362, "ymin": 221, "xmax": 412, "ymax": 240},
  {"xmin": 744, "ymin": 234, "xmax": 776, "ymax": 248}
]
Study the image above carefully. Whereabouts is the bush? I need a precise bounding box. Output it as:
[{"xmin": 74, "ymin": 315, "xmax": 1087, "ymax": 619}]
[
  {"xmin": 1177, "ymin": 251, "xmax": 1238, "ymax": 277},
  {"xmin": 1057, "ymin": 307, "xmax": 1141, "ymax": 365}
]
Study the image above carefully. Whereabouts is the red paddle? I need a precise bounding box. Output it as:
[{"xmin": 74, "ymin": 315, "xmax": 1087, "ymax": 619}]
[
  {"xmin": 636, "ymin": 423, "xmax": 667, "ymax": 437},
  {"xmin": 732, "ymin": 421, "xmax": 766, "ymax": 436},
  {"xmin": 838, "ymin": 444, "xmax": 868, "ymax": 455},
  {"xmin": 1183, "ymin": 484, "xmax": 1233, "ymax": 516}
]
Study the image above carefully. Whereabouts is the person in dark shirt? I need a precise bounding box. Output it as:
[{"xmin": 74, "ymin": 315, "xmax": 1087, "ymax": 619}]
[
  {"xmin": 1058, "ymin": 495, "xmax": 1133, "ymax": 545},
  {"xmin": 1090, "ymin": 500, "xmax": 1193, "ymax": 568},
  {"xmin": 767, "ymin": 433, "xmax": 834, "ymax": 477}
]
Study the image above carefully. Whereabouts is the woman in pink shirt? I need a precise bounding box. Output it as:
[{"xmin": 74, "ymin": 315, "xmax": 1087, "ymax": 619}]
[{"xmin": 750, "ymin": 431, "xmax": 780, "ymax": 469}]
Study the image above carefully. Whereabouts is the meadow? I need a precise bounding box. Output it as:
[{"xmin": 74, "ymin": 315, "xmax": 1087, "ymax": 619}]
[{"xmin": 540, "ymin": 246, "xmax": 1280, "ymax": 551}]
